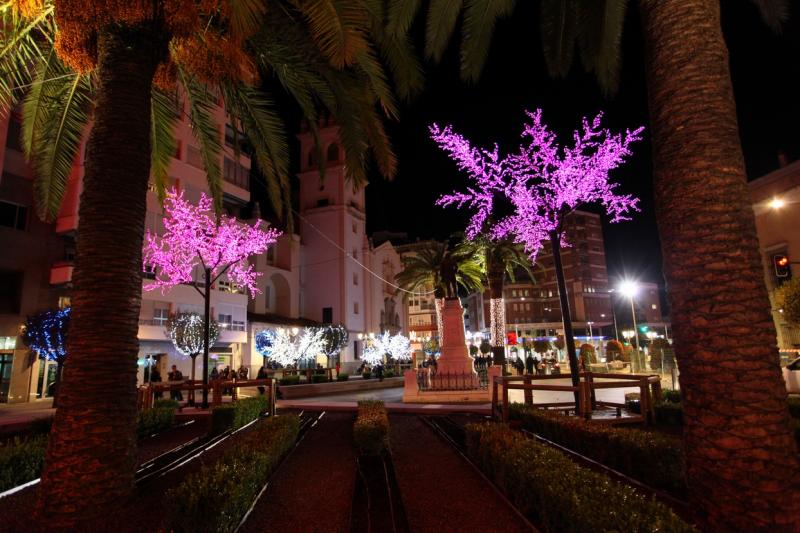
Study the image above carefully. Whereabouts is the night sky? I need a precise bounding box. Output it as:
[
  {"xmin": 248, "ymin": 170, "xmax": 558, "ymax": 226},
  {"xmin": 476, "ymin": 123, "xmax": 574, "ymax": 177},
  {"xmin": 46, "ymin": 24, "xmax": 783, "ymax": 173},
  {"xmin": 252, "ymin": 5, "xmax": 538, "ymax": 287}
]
[{"xmin": 360, "ymin": 2, "xmax": 800, "ymax": 288}]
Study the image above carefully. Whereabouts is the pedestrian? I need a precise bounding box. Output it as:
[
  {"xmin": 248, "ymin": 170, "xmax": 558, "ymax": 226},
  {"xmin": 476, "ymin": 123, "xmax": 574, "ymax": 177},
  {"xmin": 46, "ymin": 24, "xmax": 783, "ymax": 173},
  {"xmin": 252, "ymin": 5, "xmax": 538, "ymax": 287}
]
[
  {"xmin": 525, "ymin": 354, "xmax": 535, "ymax": 375},
  {"xmin": 375, "ymin": 362, "xmax": 384, "ymax": 382},
  {"xmin": 487, "ymin": 354, "xmax": 493, "ymax": 367},
  {"xmin": 210, "ymin": 366, "xmax": 219, "ymax": 381},
  {"xmin": 151, "ymin": 367, "xmax": 163, "ymax": 399},
  {"xmin": 257, "ymin": 365, "xmax": 268, "ymax": 395},
  {"xmin": 335, "ymin": 360, "xmax": 341, "ymax": 378},
  {"xmin": 238, "ymin": 365, "xmax": 248, "ymax": 379},
  {"xmin": 168, "ymin": 365, "xmax": 184, "ymax": 402}
]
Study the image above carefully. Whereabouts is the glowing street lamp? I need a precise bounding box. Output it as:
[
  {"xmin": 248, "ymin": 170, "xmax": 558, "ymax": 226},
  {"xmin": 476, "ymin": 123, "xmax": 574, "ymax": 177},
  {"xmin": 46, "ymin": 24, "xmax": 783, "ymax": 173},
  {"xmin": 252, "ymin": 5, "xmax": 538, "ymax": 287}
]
[
  {"xmin": 769, "ymin": 197, "xmax": 786, "ymax": 210},
  {"xmin": 618, "ymin": 280, "xmax": 642, "ymax": 365}
]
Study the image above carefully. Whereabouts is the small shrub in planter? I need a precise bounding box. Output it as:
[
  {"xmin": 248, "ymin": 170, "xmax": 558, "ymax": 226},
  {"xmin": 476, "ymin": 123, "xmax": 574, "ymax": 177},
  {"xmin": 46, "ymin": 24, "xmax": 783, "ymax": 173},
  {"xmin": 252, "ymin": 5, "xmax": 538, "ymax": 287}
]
[
  {"xmin": 353, "ymin": 400, "xmax": 389, "ymax": 456},
  {"xmin": 153, "ymin": 398, "xmax": 181, "ymax": 410},
  {"xmin": 579, "ymin": 344, "xmax": 596, "ymax": 367},
  {"xmin": 166, "ymin": 415, "xmax": 299, "ymax": 533},
  {"xmin": 509, "ymin": 403, "xmax": 685, "ymax": 494},
  {"xmin": 137, "ymin": 406, "xmax": 176, "ymax": 438},
  {"xmin": 384, "ymin": 369, "xmax": 396, "ymax": 379},
  {"xmin": 662, "ymin": 389, "xmax": 682, "ymax": 404},
  {"xmin": 311, "ymin": 374, "xmax": 329, "ymax": 383},
  {"xmin": 279, "ymin": 375, "xmax": 301, "ymax": 386},
  {"xmin": 361, "ymin": 371, "xmax": 372, "ymax": 380},
  {"xmin": 0, "ymin": 435, "xmax": 47, "ymax": 492},
  {"xmin": 655, "ymin": 401, "xmax": 683, "ymax": 427},
  {"xmin": 210, "ymin": 395, "xmax": 269, "ymax": 434},
  {"xmin": 337, "ymin": 372, "xmax": 350, "ymax": 381},
  {"xmin": 465, "ymin": 423, "xmax": 693, "ymax": 533}
]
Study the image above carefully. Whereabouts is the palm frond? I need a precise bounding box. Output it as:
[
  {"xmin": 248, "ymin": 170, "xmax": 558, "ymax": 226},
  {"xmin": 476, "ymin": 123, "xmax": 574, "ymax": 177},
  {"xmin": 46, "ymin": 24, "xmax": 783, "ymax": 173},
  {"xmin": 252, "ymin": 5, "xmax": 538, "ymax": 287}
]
[
  {"xmin": 0, "ymin": 3, "xmax": 56, "ymax": 113},
  {"xmin": 222, "ymin": 84, "xmax": 290, "ymax": 219},
  {"xmin": 22, "ymin": 68, "xmax": 92, "ymax": 221},
  {"xmin": 227, "ymin": 0, "xmax": 268, "ymax": 41},
  {"xmin": 355, "ymin": 45, "xmax": 398, "ymax": 119},
  {"xmin": 150, "ymin": 87, "xmax": 180, "ymax": 203},
  {"xmin": 460, "ymin": 0, "xmax": 516, "ymax": 82},
  {"xmin": 387, "ymin": 0, "xmax": 422, "ymax": 37},
  {"xmin": 539, "ymin": 0, "xmax": 578, "ymax": 79},
  {"xmin": 178, "ymin": 67, "xmax": 224, "ymax": 213},
  {"xmin": 376, "ymin": 31, "xmax": 423, "ymax": 102},
  {"xmin": 292, "ymin": 0, "xmax": 370, "ymax": 68},
  {"xmin": 425, "ymin": 0, "xmax": 463, "ymax": 63},
  {"xmin": 576, "ymin": 0, "xmax": 627, "ymax": 96},
  {"xmin": 360, "ymin": 101, "xmax": 396, "ymax": 179},
  {"xmin": 749, "ymin": 0, "xmax": 789, "ymax": 33}
]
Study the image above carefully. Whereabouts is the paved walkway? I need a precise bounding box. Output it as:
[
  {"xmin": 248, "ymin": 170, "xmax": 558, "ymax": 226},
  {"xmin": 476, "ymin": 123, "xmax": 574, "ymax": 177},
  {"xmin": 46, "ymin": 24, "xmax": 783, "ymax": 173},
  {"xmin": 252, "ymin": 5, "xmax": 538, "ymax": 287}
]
[
  {"xmin": 0, "ymin": 399, "xmax": 54, "ymax": 434},
  {"xmin": 390, "ymin": 415, "xmax": 532, "ymax": 532},
  {"xmin": 242, "ymin": 412, "xmax": 357, "ymax": 533}
]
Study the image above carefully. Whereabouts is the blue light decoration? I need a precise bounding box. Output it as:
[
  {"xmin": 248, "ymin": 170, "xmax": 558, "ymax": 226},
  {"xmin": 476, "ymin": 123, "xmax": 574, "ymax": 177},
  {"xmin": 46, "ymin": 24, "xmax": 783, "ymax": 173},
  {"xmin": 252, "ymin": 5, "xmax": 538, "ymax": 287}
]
[
  {"xmin": 255, "ymin": 329, "xmax": 276, "ymax": 357},
  {"xmin": 22, "ymin": 307, "xmax": 70, "ymax": 362}
]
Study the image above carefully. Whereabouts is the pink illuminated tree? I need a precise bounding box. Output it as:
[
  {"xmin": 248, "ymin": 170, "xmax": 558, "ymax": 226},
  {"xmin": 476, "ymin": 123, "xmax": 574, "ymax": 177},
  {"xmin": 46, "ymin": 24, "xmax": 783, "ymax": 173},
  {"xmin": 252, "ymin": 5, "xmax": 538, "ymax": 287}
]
[
  {"xmin": 144, "ymin": 188, "xmax": 280, "ymax": 407},
  {"xmin": 433, "ymin": 110, "xmax": 643, "ymax": 399}
]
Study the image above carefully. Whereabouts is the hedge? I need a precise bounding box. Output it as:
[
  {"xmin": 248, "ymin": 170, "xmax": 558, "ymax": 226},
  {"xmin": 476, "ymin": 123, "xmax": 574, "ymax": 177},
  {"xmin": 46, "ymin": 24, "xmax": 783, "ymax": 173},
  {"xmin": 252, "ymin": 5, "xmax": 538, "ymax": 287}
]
[
  {"xmin": 466, "ymin": 423, "xmax": 694, "ymax": 533},
  {"xmin": 0, "ymin": 435, "xmax": 47, "ymax": 493},
  {"xmin": 509, "ymin": 403, "xmax": 685, "ymax": 494},
  {"xmin": 361, "ymin": 371, "xmax": 372, "ymax": 380},
  {"xmin": 279, "ymin": 375, "xmax": 300, "ymax": 386},
  {"xmin": 337, "ymin": 372, "xmax": 350, "ymax": 381},
  {"xmin": 153, "ymin": 398, "xmax": 181, "ymax": 410},
  {"xmin": 166, "ymin": 415, "xmax": 299, "ymax": 533},
  {"xmin": 137, "ymin": 406, "xmax": 176, "ymax": 439},
  {"xmin": 654, "ymin": 401, "xmax": 684, "ymax": 427},
  {"xmin": 353, "ymin": 400, "xmax": 389, "ymax": 456},
  {"xmin": 311, "ymin": 374, "xmax": 329, "ymax": 383},
  {"xmin": 211, "ymin": 396, "xmax": 269, "ymax": 435}
]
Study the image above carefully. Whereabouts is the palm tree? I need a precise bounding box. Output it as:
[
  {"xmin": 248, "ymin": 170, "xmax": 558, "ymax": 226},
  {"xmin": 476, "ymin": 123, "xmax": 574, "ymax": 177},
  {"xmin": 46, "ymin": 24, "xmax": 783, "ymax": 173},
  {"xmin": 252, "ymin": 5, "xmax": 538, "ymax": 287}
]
[
  {"xmin": 1, "ymin": 1, "xmax": 420, "ymax": 527},
  {"xmin": 457, "ymin": 234, "xmax": 534, "ymax": 366},
  {"xmin": 396, "ymin": 241, "xmax": 483, "ymax": 342},
  {"xmin": 397, "ymin": 0, "xmax": 799, "ymax": 527}
]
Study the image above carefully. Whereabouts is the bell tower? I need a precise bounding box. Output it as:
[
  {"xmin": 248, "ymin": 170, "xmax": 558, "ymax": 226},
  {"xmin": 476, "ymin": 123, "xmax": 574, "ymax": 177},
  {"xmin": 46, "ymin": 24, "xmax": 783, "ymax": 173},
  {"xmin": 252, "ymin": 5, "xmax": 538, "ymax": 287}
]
[{"xmin": 297, "ymin": 119, "xmax": 367, "ymax": 365}]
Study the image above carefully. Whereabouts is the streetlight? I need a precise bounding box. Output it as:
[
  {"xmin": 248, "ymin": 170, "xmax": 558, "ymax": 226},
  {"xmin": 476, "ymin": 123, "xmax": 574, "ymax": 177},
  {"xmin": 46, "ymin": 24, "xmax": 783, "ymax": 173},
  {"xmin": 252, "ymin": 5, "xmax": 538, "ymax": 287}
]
[
  {"xmin": 587, "ymin": 321, "xmax": 594, "ymax": 342},
  {"xmin": 619, "ymin": 280, "xmax": 642, "ymax": 356},
  {"xmin": 769, "ymin": 196, "xmax": 786, "ymax": 210}
]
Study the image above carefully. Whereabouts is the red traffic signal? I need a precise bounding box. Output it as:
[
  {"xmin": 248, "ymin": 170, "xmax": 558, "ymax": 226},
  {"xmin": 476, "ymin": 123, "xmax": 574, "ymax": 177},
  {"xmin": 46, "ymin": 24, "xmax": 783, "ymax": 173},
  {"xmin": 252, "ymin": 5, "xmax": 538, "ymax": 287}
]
[{"xmin": 773, "ymin": 254, "xmax": 791, "ymax": 278}]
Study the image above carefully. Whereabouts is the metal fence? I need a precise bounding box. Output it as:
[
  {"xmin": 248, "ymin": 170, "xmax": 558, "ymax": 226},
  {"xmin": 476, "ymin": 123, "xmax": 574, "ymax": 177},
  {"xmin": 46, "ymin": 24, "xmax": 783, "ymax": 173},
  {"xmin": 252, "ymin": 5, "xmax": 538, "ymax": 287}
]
[{"xmin": 416, "ymin": 369, "xmax": 488, "ymax": 391}]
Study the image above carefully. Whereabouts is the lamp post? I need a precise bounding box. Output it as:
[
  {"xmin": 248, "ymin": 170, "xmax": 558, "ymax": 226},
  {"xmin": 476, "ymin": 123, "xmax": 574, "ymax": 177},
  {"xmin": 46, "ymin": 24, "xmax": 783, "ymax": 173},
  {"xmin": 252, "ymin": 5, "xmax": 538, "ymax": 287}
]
[{"xmin": 587, "ymin": 321, "xmax": 594, "ymax": 343}]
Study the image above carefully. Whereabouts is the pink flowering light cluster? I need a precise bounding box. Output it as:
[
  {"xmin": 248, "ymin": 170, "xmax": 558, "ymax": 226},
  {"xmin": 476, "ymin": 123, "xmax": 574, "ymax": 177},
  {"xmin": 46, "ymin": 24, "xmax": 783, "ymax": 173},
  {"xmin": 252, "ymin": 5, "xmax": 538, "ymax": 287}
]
[
  {"xmin": 432, "ymin": 109, "xmax": 644, "ymax": 260},
  {"xmin": 143, "ymin": 188, "xmax": 280, "ymax": 296}
]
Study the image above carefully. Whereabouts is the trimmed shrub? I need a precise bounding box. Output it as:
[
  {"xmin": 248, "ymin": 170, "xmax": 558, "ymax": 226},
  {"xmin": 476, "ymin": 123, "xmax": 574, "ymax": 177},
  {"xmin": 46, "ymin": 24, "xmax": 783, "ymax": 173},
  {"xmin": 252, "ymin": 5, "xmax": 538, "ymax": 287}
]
[
  {"xmin": 279, "ymin": 375, "xmax": 300, "ymax": 386},
  {"xmin": 655, "ymin": 401, "xmax": 683, "ymax": 427},
  {"xmin": 311, "ymin": 374, "xmax": 329, "ymax": 383},
  {"xmin": 579, "ymin": 344, "xmax": 596, "ymax": 367},
  {"xmin": 210, "ymin": 395, "xmax": 268, "ymax": 434},
  {"xmin": 353, "ymin": 400, "xmax": 389, "ymax": 456},
  {"xmin": 662, "ymin": 389, "xmax": 682, "ymax": 404},
  {"xmin": 0, "ymin": 435, "xmax": 47, "ymax": 492},
  {"xmin": 469, "ymin": 345, "xmax": 479, "ymax": 356},
  {"xmin": 137, "ymin": 407, "xmax": 176, "ymax": 439},
  {"xmin": 532, "ymin": 339, "xmax": 552, "ymax": 356},
  {"xmin": 385, "ymin": 369, "xmax": 396, "ymax": 379},
  {"xmin": 361, "ymin": 371, "xmax": 372, "ymax": 380},
  {"xmin": 166, "ymin": 415, "xmax": 299, "ymax": 533},
  {"xmin": 509, "ymin": 403, "xmax": 685, "ymax": 494},
  {"xmin": 153, "ymin": 398, "xmax": 181, "ymax": 410},
  {"xmin": 605, "ymin": 339, "xmax": 624, "ymax": 360},
  {"xmin": 479, "ymin": 341, "xmax": 492, "ymax": 355},
  {"xmin": 649, "ymin": 338, "xmax": 671, "ymax": 370},
  {"xmin": 337, "ymin": 372, "xmax": 350, "ymax": 382},
  {"xmin": 465, "ymin": 423, "xmax": 694, "ymax": 533}
]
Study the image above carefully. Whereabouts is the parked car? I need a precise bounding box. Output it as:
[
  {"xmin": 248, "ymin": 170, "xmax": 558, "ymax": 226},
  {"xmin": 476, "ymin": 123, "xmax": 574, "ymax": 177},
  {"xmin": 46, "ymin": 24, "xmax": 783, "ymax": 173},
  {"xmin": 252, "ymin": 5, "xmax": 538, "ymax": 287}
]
[{"xmin": 784, "ymin": 357, "xmax": 800, "ymax": 394}]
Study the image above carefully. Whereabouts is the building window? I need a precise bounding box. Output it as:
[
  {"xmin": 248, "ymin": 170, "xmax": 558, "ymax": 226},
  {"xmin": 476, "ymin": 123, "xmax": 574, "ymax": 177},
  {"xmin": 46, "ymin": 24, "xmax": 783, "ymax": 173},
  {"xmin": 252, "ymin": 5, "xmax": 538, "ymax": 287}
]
[
  {"xmin": 651, "ymin": 304, "xmax": 658, "ymax": 310},
  {"xmin": 353, "ymin": 302, "xmax": 359, "ymax": 314},
  {"xmin": 322, "ymin": 307, "xmax": 333, "ymax": 324},
  {"xmin": 153, "ymin": 306, "xmax": 170, "ymax": 326},
  {"xmin": 512, "ymin": 290, "xmax": 518, "ymax": 297},
  {"xmin": 267, "ymin": 247, "xmax": 275, "ymax": 264},
  {"xmin": 58, "ymin": 296, "xmax": 71, "ymax": 309},
  {"xmin": 327, "ymin": 143, "xmax": 339, "ymax": 161},
  {"xmin": 143, "ymin": 264, "xmax": 156, "ymax": 280},
  {"xmin": 0, "ymin": 270, "xmax": 22, "ymax": 313},
  {"xmin": 218, "ymin": 313, "xmax": 233, "ymax": 327},
  {"xmin": 353, "ymin": 273, "xmax": 358, "ymax": 286},
  {"xmin": 0, "ymin": 200, "xmax": 28, "ymax": 231},
  {"xmin": 5, "ymin": 118, "xmax": 22, "ymax": 151}
]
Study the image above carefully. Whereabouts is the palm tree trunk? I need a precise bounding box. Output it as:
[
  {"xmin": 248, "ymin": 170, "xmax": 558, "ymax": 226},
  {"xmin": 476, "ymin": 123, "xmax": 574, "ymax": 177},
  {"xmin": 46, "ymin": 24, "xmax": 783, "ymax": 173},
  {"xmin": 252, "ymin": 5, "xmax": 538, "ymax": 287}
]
[
  {"xmin": 36, "ymin": 26, "xmax": 163, "ymax": 528},
  {"xmin": 488, "ymin": 274, "xmax": 506, "ymax": 366},
  {"xmin": 639, "ymin": 1, "xmax": 799, "ymax": 528},
  {"xmin": 51, "ymin": 360, "xmax": 63, "ymax": 409}
]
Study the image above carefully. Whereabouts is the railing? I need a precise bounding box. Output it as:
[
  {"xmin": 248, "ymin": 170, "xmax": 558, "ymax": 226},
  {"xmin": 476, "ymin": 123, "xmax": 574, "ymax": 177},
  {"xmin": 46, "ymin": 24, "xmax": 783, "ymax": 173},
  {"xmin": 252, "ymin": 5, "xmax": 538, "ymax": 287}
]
[
  {"xmin": 416, "ymin": 369, "xmax": 488, "ymax": 391},
  {"xmin": 491, "ymin": 372, "xmax": 662, "ymax": 425},
  {"xmin": 137, "ymin": 377, "xmax": 276, "ymax": 415}
]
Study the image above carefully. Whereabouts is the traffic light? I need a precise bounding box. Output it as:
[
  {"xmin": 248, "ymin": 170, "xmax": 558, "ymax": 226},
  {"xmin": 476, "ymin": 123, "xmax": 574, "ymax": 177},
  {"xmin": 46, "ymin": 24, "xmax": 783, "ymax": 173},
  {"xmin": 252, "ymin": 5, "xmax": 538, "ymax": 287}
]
[{"xmin": 773, "ymin": 254, "xmax": 791, "ymax": 279}]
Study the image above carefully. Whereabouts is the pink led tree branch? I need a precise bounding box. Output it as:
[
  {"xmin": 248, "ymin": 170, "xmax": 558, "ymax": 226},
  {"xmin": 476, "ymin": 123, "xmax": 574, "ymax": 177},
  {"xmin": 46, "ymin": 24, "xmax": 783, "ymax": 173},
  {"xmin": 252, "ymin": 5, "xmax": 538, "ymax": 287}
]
[
  {"xmin": 433, "ymin": 109, "xmax": 644, "ymax": 261},
  {"xmin": 142, "ymin": 188, "xmax": 280, "ymax": 407},
  {"xmin": 432, "ymin": 109, "xmax": 643, "ymax": 406},
  {"xmin": 143, "ymin": 188, "xmax": 280, "ymax": 296}
]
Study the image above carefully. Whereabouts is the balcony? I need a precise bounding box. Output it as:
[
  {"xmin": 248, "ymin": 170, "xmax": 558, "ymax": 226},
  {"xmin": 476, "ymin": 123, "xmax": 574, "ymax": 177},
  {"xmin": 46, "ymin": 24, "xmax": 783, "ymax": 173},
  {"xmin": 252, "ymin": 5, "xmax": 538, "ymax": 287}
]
[{"xmin": 49, "ymin": 263, "xmax": 74, "ymax": 285}]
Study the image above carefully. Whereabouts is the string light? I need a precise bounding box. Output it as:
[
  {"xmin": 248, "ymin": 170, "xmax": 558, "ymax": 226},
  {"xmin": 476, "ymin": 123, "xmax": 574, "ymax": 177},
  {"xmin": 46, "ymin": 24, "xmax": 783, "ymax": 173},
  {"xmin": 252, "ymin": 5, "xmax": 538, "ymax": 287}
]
[
  {"xmin": 22, "ymin": 308, "xmax": 70, "ymax": 362},
  {"xmin": 166, "ymin": 312, "xmax": 220, "ymax": 359},
  {"xmin": 489, "ymin": 298, "xmax": 505, "ymax": 347}
]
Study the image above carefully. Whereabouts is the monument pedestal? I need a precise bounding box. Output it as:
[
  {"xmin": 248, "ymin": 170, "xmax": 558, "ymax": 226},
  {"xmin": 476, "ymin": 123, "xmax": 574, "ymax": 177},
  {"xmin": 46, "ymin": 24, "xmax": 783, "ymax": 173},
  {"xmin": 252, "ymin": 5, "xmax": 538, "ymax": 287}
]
[{"xmin": 436, "ymin": 298, "xmax": 475, "ymax": 374}]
